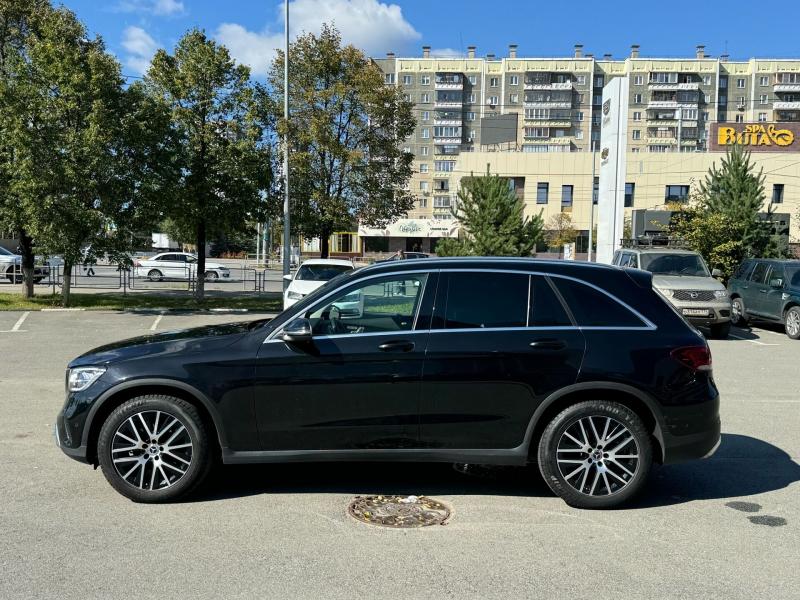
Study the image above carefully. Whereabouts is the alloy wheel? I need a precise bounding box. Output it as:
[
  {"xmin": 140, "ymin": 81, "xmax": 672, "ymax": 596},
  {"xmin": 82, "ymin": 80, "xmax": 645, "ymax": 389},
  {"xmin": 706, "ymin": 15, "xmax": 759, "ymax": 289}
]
[
  {"xmin": 556, "ymin": 415, "xmax": 640, "ymax": 497},
  {"xmin": 787, "ymin": 310, "xmax": 800, "ymax": 337},
  {"xmin": 111, "ymin": 410, "xmax": 193, "ymax": 491},
  {"xmin": 731, "ymin": 298, "xmax": 744, "ymax": 324}
]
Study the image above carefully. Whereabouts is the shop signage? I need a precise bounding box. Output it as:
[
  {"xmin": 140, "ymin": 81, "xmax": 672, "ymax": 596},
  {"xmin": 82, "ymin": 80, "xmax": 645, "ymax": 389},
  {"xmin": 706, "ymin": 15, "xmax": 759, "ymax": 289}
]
[
  {"xmin": 358, "ymin": 218, "xmax": 459, "ymax": 238},
  {"xmin": 710, "ymin": 123, "xmax": 799, "ymax": 151}
]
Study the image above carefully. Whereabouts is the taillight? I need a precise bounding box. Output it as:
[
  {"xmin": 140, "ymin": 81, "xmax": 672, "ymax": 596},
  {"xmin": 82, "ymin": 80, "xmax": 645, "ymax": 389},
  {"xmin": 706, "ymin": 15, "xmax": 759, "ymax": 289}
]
[{"xmin": 671, "ymin": 345, "xmax": 712, "ymax": 372}]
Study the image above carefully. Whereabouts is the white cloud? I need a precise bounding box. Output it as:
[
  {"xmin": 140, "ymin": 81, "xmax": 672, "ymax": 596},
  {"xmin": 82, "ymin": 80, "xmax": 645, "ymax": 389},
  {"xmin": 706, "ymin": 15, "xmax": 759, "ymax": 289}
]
[
  {"xmin": 215, "ymin": 0, "xmax": 421, "ymax": 77},
  {"xmin": 153, "ymin": 0, "xmax": 185, "ymax": 15},
  {"xmin": 430, "ymin": 48, "xmax": 462, "ymax": 58},
  {"xmin": 114, "ymin": 0, "xmax": 185, "ymax": 17},
  {"xmin": 121, "ymin": 26, "xmax": 159, "ymax": 75}
]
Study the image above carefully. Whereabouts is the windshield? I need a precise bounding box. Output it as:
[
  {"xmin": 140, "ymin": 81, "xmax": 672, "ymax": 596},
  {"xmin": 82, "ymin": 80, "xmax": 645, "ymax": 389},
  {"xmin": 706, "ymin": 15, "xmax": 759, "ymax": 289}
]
[
  {"xmin": 295, "ymin": 263, "xmax": 353, "ymax": 281},
  {"xmin": 0, "ymin": 246, "xmax": 14, "ymax": 256},
  {"xmin": 640, "ymin": 253, "xmax": 710, "ymax": 277}
]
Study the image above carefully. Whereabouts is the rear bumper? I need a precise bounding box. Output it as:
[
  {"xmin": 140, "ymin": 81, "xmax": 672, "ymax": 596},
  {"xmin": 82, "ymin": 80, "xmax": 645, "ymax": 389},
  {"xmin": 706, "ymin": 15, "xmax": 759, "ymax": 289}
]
[{"xmin": 659, "ymin": 392, "xmax": 721, "ymax": 464}]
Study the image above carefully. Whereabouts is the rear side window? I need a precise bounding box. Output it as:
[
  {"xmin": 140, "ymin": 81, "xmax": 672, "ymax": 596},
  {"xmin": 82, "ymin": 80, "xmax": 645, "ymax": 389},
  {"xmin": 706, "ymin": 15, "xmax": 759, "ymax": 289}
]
[
  {"xmin": 530, "ymin": 276, "xmax": 572, "ymax": 326},
  {"xmin": 750, "ymin": 262, "xmax": 769, "ymax": 284},
  {"xmin": 551, "ymin": 277, "xmax": 645, "ymax": 328},
  {"xmin": 443, "ymin": 272, "xmax": 528, "ymax": 329}
]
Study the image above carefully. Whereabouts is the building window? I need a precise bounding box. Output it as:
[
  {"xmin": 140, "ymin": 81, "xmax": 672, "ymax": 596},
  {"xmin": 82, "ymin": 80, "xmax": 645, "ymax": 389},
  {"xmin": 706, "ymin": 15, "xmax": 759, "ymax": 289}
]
[
  {"xmin": 402, "ymin": 75, "xmax": 413, "ymax": 85},
  {"xmin": 433, "ymin": 195, "xmax": 451, "ymax": 208},
  {"xmin": 421, "ymin": 128, "xmax": 429, "ymax": 139},
  {"xmin": 419, "ymin": 163, "xmax": 429, "ymax": 173},
  {"xmin": 575, "ymin": 130, "xmax": 584, "ymax": 139},
  {"xmin": 702, "ymin": 111, "xmax": 709, "ymax": 121},
  {"xmin": 719, "ymin": 77, "xmax": 728, "ymax": 89},
  {"xmin": 422, "ymin": 111, "xmax": 430, "ymax": 121},
  {"xmin": 421, "ymin": 93, "xmax": 430, "ymax": 103},
  {"xmin": 576, "ymin": 111, "xmax": 584, "ymax": 121},
  {"xmin": 736, "ymin": 78, "xmax": 746, "ymax": 88},
  {"xmin": 718, "ymin": 112, "xmax": 727, "ymax": 123},
  {"xmin": 385, "ymin": 73, "xmax": 395, "ymax": 84},
  {"xmin": 488, "ymin": 96, "xmax": 498, "ymax": 105},
  {"xmin": 632, "ymin": 129, "xmax": 641, "ymax": 140},
  {"xmin": 417, "ymin": 196, "xmax": 427, "ymax": 208},
  {"xmin": 772, "ymin": 183, "xmax": 784, "ymax": 204},
  {"xmin": 633, "ymin": 93, "xmax": 642, "ymax": 104},
  {"xmin": 760, "ymin": 94, "xmax": 768, "ymax": 104},
  {"xmin": 468, "ymin": 75, "xmax": 477, "ymax": 85},
  {"xmin": 525, "ymin": 127, "xmax": 549, "ymax": 138},
  {"xmin": 593, "ymin": 176, "xmax": 599, "ymax": 204},
  {"xmin": 735, "ymin": 114, "xmax": 744, "ymax": 123},
  {"xmin": 665, "ymin": 184, "xmax": 690, "ymax": 203},
  {"xmin": 467, "ymin": 111, "xmax": 476, "ymax": 121},
  {"xmin": 719, "ymin": 95, "xmax": 727, "ymax": 105},
  {"xmin": 758, "ymin": 112, "xmax": 767, "ymax": 122},
  {"xmin": 421, "ymin": 75, "xmax": 430, "ymax": 85},
  {"xmin": 420, "ymin": 146, "xmax": 429, "ymax": 156},
  {"xmin": 633, "ymin": 75, "xmax": 643, "ymax": 86},
  {"xmin": 737, "ymin": 96, "xmax": 746, "ymax": 108},
  {"xmin": 633, "ymin": 111, "xmax": 641, "ymax": 121},
  {"xmin": 594, "ymin": 76, "xmax": 604, "ymax": 87},
  {"xmin": 468, "ymin": 92, "xmax": 476, "ymax": 103},
  {"xmin": 509, "ymin": 75, "xmax": 519, "ymax": 85},
  {"xmin": 403, "ymin": 93, "xmax": 411, "ymax": 102},
  {"xmin": 624, "ymin": 183, "xmax": 635, "ymax": 207},
  {"xmin": 759, "ymin": 76, "xmax": 769, "ymax": 86},
  {"xmin": 536, "ymin": 182, "xmax": 549, "ymax": 204},
  {"xmin": 650, "ymin": 72, "xmax": 678, "ymax": 84},
  {"xmin": 490, "ymin": 77, "xmax": 499, "ymax": 87},
  {"xmin": 593, "ymin": 95, "xmax": 602, "ymax": 105},
  {"xmin": 420, "ymin": 181, "xmax": 429, "ymax": 192},
  {"xmin": 435, "ymin": 160, "xmax": 455, "ymax": 172},
  {"xmin": 510, "ymin": 93, "xmax": 519, "ymax": 103},
  {"xmin": 703, "ymin": 75, "xmax": 711, "ymax": 85},
  {"xmin": 572, "ymin": 75, "xmax": 583, "ymax": 86},
  {"xmin": 631, "ymin": 147, "xmax": 640, "ymax": 153},
  {"xmin": 561, "ymin": 185, "xmax": 574, "ymax": 207}
]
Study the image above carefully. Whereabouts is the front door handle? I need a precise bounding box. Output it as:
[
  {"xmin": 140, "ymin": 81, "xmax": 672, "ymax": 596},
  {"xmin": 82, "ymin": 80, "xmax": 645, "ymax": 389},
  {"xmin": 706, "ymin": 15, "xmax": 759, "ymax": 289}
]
[
  {"xmin": 378, "ymin": 340, "xmax": 415, "ymax": 353},
  {"xmin": 759, "ymin": 289, "xmax": 767, "ymax": 294},
  {"xmin": 529, "ymin": 339, "xmax": 567, "ymax": 351}
]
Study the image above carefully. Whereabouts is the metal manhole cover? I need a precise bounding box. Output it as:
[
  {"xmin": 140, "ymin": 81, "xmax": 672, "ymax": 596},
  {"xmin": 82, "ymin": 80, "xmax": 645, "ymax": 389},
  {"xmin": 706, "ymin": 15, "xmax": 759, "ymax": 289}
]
[{"xmin": 348, "ymin": 495, "xmax": 451, "ymax": 528}]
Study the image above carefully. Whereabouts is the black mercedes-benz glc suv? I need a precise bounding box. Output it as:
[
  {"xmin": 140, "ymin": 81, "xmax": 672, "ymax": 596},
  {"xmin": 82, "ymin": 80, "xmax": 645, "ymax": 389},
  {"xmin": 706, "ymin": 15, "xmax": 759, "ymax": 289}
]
[{"xmin": 56, "ymin": 257, "xmax": 720, "ymax": 508}]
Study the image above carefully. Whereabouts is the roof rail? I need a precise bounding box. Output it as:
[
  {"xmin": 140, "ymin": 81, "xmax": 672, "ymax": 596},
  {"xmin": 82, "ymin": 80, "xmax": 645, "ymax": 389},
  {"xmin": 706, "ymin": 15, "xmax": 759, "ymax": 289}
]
[{"xmin": 620, "ymin": 237, "xmax": 690, "ymax": 249}]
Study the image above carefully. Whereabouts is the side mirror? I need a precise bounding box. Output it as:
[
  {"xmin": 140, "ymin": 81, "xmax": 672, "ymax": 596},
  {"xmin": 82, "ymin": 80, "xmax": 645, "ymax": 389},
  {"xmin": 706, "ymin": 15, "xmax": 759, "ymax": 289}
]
[
  {"xmin": 281, "ymin": 318, "xmax": 312, "ymax": 343},
  {"xmin": 283, "ymin": 273, "xmax": 293, "ymax": 281},
  {"xmin": 769, "ymin": 277, "xmax": 784, "ymax": 289},
  {"xmin": 711, "ymin": 268, "xmax": 722, "ymax": 278}
]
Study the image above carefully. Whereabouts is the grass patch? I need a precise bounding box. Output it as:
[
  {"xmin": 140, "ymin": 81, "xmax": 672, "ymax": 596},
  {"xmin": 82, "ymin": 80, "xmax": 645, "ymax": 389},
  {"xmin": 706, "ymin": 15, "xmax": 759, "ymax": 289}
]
[{"xmin": 0, "ymin": 292, "xmax": 283, "ymax": 312}]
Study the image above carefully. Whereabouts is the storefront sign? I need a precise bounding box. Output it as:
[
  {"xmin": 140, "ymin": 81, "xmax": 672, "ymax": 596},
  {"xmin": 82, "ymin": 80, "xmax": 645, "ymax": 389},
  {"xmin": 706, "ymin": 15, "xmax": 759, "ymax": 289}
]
[
  {"xmin": 358, "ymin": 218, "xmax": 459, "ymax": 238},
  {"xmin": 710, "ymin": 123, "xmax": 799, "ymax": 151}
]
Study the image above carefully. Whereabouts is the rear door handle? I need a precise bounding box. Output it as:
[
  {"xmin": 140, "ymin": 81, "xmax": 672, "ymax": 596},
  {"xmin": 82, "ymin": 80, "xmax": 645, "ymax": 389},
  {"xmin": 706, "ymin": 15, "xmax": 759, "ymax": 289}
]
[
  {"xmin": 378, "ymin": 340, "xmax": 415, "ymax": 352},
  {"xmin": 759, "ymin": 289, "xmax": 767, "ymax": 294},
  {"xmin": 529, "ymin": 339, "xmax": 567, "ymax": 351}
]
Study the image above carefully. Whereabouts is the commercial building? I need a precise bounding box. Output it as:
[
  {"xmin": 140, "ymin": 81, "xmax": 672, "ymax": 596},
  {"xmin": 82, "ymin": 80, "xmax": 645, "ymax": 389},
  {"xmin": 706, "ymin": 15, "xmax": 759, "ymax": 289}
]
[{"xmin": 360, "ymin": 45, "xmax": 800, "ymax": 252}]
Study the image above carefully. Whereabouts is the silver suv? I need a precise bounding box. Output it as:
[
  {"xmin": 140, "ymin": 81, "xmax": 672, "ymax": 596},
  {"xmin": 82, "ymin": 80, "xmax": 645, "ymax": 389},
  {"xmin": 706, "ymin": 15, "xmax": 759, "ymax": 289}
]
[
  {"xmin": 0, "ymin": 245, "xmax": 50, "ymax": 284},
  {"xmin": 612, "ymin": 248, "xmax": 732, "ymax": 338}
]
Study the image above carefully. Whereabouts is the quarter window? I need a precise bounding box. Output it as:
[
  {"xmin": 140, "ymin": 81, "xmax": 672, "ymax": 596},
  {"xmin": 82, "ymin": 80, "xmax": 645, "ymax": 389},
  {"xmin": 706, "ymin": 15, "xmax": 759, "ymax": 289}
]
[
  {"xmin": 441, "ymin": 272, "xmax": 528, "ymax": 329},
  {"xmin": 551, "ymin": 278, "xmax": 645, "ymax": 327},
  {"xmin": 530, "ymin": 276, "xmax": 572, "ymax": 326}
]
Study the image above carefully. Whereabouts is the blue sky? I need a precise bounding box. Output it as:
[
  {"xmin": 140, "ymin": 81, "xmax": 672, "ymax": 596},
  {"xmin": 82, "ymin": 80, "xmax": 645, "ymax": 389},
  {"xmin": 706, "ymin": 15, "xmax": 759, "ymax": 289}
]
[{"xmin": 61, "ymin": 0, "xmax": 800, "ymax": 79}]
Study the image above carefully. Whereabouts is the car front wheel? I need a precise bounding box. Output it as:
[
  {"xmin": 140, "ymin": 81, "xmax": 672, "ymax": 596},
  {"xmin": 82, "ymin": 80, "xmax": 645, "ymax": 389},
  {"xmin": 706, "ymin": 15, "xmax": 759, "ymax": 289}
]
[
  {"xmin": 785, "ymin": 306, "xmax": 800, "ymax": 340},
  {"xmin": 97, "ymin": 395, "xmax": 213, "ymax": 503},
  {"xmin": 147, "ymin": 269, "xmax": 163, "ymax": 282},
  {"xmin": 204, "ymin": 271, "xmax": 219, "ymax": 281},
  {"xmin": 730, "ymin": 297, "xmax": 748, "ymax": 326},
  {"xmin": 538, "ymin": 401, "xmax": 653, "ymax": 509}
]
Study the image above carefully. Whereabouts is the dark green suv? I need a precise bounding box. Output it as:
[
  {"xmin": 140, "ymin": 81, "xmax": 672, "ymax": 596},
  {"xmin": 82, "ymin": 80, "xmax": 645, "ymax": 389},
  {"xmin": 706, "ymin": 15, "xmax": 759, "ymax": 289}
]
[{"xmin": 727, "ymin": 259, "xmax": 800, "ymax": 339}]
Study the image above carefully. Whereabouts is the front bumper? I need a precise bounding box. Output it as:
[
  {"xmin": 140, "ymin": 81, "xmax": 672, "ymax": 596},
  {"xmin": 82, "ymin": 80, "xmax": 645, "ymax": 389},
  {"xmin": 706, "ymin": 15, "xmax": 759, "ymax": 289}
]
[
  {"xmin": 55, "ymin": 409, "xmax": 89, "ymax": 463},
  {"xmin": 669, "ymin": 299, "xmax": 732, "ymax": 326}
]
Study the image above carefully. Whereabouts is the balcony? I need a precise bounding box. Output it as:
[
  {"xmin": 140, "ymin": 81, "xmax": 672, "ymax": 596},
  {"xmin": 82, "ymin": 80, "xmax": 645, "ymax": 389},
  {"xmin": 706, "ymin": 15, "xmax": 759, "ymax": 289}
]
[
  {"xmin": 774, "ymin": 83, "xmax": 800, "ymax": 92},
  {"xmin": 521, "ymin": 136, "xmax": 572, "ymax": 145},
  {"xmin": 523, "ymin": 118, "xmax": 572, "ymax": 127},
  {"xmin": 434, "ymin": 100, "xmax": 462, "ymax": 108},
  {"xmin": 648, "ymin": 82, "xmax": 699, "ymax": 91},
  {"xmin": 435, "ymin": 80, "xmax": 463, "ymax": 90},
  {"xmin": 524, "ymin": 100, "xmax": 572, "ymax": 109},
  {"xmin": 645, "ymin": 136, "xmax": 677, "ymax": 145},
  {"xmin": 524, "ymin": 81, "xmax": 573, "ymax": 91},
  {"xmin": 774, "ymin": 101, "xmax": 800, "ymax": 110},
  {"xmin": 647, "ymin": 99, "xmax": 699, "ymax": 110},
  {"xmin": 434, "ymin": 117, "xmax": 461, "ymax": 126},
  {"xmin": 433, "ymin": 136, "xmax": 462, "ymax": 144}
]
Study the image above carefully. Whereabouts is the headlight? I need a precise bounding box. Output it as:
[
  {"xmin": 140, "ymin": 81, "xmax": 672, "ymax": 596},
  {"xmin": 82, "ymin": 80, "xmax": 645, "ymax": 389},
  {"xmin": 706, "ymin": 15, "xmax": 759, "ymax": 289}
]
[
  {"xmin": 67, "ymin": 367, "xmax": 106, "ymax": 392},
  {"xmin": 714, "ymin": 290, "xmax": 728, "ymax": 299},
  {"xmin": 218, "ymin": 266, "xmax": 229, "ymax": 271},
  {"xmin": 287, "ymin": 290, "xmax": 304, "ymax": 300},
  {"xmin": 657, "ymin": 288, "xmax": 674, "ymax": 298}
]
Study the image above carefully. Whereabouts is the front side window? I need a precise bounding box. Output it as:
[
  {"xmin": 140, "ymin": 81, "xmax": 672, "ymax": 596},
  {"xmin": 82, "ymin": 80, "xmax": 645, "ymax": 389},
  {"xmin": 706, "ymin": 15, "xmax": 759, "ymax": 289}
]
[
  {"xmin": 307, "ymin": 274, "xmax": 428, "ymax": 335},
  {"xmin": 551, "ymin": 278, "xmax": 645, "ymax": 328},
  {"xmin": 441, "ymin": 272, "xmax": 528, "ymax": 329},
  {"xmin": 749, "ymin": 262, "xmax": 769, "ymax": 284}
]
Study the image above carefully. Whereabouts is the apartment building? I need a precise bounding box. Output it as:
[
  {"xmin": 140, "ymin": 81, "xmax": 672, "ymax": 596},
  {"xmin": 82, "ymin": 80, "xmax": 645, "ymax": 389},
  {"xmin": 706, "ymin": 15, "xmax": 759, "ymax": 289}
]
[{"xmin": 365, "ymin": 45, "xmax": 800, "ymax": 252}]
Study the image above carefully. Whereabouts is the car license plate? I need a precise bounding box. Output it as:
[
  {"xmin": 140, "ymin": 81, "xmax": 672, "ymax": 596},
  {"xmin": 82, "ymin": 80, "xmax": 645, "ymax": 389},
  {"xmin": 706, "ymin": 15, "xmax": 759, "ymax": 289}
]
[{"xmin": 682, "ymin": 308, "xmax": 710, "ymax": 316}]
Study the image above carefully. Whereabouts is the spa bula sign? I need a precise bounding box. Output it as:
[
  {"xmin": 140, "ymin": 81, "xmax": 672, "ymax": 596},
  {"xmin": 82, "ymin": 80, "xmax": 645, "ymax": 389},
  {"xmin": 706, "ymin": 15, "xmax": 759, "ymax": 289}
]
[{"xmin": 710, "ymin": 123, "xmax": 798, "ymax": 152}]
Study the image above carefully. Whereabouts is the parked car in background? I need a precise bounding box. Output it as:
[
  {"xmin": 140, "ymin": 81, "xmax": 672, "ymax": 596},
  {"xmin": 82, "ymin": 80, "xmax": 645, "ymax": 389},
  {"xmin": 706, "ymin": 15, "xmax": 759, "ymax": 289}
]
[
  {"xmin": 0, "ymin": 245, "xmax": 50, "ymax": 283},
  {"xmin": 57, "ymin": 257, "xmax": 720, "ymax": 508},
  {"xmin": 377, "ymin": 251, "xmax": 429, "ymax": 262},
  {"xmin": 283, "ymin": 258, "xmax": 354, "ymax": 308},
  {"xmin": 613, "ymin": 248, "xmax": 731, "ymax": 338},
  {"xmin": 728, "ymin": 259, "xmax": 800, "ymax": 339},
  {"xmin": 134, "ymin": 252, "xmax": 230, "ymax": 281}
]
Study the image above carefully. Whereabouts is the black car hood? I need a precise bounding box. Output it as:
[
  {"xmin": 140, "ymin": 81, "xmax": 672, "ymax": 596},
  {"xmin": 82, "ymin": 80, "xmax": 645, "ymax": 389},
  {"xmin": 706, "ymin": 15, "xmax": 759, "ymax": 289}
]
[{"xmin": 69, "ymin": 322, "xmax": 253, "ymax": 368}]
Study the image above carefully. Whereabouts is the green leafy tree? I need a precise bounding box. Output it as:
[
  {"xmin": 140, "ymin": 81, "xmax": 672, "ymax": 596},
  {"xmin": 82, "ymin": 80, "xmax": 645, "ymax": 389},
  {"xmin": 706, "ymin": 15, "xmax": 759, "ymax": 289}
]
[
  {"xmin": 270, "ymin": 24, "xmax": 415, "ymax": 258},
  {"xmin": 669, "ymin": 204, "xmax": 745, "ymax": 281},
  {"xmin": 436, "ymin": 170, "xmax": 544, "ymax": 257},
  {"xmin": 546, "ymin": 212, "xmax": 578, "ymax": 251},
  {"xmin": 2, "ymin": 4, "xmax": 175, "ymax": 305},
  {"xmin": 148, "ymin": 29, "xmax": 273, "ymax": 299}
]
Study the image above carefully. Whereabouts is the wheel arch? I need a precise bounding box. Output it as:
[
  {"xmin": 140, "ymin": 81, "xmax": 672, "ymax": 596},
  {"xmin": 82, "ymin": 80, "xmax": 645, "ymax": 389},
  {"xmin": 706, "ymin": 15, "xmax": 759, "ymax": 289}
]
[
  {"xmin": 524, "ymin": 382, "xmax": 666, "ymax": 464},
  {"xmin": 82, "ymin": 379, "xmax": 226, "ymax": 465},
  {"xmin": 782, "ymin": 301, "xmax": 800, "ymax": 319}
]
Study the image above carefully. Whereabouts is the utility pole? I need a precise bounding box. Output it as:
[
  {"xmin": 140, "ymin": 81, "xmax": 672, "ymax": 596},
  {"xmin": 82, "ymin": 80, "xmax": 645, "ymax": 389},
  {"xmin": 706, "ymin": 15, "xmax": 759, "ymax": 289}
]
[
  {"xmin": 282, "ymin": 0, "xmax": 291, "ymax": 288},
  {"xmin": 587, "ymin": 146, "xmax": 596, "ymax": 262}
]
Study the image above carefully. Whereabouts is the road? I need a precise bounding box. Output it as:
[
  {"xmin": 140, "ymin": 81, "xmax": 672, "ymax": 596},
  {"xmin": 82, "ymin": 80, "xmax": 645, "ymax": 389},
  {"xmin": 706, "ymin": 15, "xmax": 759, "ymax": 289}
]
[{"xmin": 0, "ymin": 311, "xmax": 797, "ymax": 599}]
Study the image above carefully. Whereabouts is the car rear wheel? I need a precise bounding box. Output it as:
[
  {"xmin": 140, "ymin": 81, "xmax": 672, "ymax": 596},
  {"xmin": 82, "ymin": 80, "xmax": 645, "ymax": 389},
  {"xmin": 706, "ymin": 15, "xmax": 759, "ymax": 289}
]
[
  {"xmin": 538, "ymin": 401, "xmax": 652, "ymax": 509},
  {"xmin": 147, "ymin": 269, "xmax": 163, "ymax": 282},
  {"xmin": 97, "ymin": 395, "xmax": 213, "ymax": 503},
  {"xmin": 6, "ymin": 267, "xmax": 21, "ymax": 283},
  {"xmin": 709, "ymin": 321, "xmax": 731, "ymax": 339},
  {"xmin": 785, "ymin": 306, "xmax": 800, "ymax": 340},
  {"xmin": 730, "ymin": 297, "xmax": 748, "ymax": 326}
]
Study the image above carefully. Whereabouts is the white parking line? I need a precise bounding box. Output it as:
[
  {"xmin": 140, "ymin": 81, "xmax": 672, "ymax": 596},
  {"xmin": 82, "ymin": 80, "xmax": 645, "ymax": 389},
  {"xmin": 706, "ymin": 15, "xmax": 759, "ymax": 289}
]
[
  {"xmin": 150, "ymin": 313, "xmax": 164, "ymax": 331},
  {"xmin": 728, "ymin": 334, "xmax": 779, "ymax": 346},
  {"xmin": 0, "ymin": 311, "xmax": 30, "ymax": 333}
]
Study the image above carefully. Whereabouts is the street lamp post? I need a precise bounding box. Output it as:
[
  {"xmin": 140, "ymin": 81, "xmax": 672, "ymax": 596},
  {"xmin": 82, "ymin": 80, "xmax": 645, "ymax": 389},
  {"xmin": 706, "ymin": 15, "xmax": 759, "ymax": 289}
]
[{"xmin": 282, "ymin": 0, "xmax": 291, "ymax": 288}]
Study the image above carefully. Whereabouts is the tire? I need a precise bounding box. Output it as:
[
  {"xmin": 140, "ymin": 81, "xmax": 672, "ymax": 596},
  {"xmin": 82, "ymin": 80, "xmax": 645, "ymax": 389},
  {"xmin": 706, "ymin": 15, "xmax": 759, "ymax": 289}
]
[
  {"xmin": 537, "ymin": 401, "xmax": 653, "ymax": 509},
  {"xmin": 730, "ymin": 297, "xmax": 748, "ymax": 327},
  {"xmin": 709, "ymin": 321, "xmax": 731, "ymax": 339},
  {"xmin": 6, "ymin": 267, "xmax": 21, "ymax": 283},
  {"xmin": 204, "ymin": 271, "xmax": 219, "ymax": 281},
  {"xmin": 147, "ymin": 269, "xmax": 163, "ymax": 282},
  {"xmin": 785, "ymin": 306, "xmax": 800, "ymax": 340},
  {"xmin": 34, "ymin": 278, "xmax": 43, "ymax": 284},
  {"xmin": 97, "ymin": 395, "xmax": 214, "ymax": 503}
]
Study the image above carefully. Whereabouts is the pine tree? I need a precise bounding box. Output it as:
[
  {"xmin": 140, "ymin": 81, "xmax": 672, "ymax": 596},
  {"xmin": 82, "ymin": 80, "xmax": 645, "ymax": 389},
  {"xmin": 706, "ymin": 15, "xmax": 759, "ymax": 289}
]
[
  {"xmin": 697, "ymin": 144, "xmax": 773, "ymax": 258},
  {"xmin": 436, "ymin": 169, "xmax": 543, "ymax": 256}
]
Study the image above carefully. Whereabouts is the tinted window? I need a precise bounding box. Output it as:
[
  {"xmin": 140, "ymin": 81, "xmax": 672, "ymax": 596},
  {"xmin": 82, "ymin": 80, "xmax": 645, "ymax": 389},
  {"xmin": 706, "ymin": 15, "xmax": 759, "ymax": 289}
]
[
  {"xmin": 530, "ymin": 277, "xmax": 572, "ymax": 326},
  {"xmin": 0, "ymin": 246, "xmax": 14, "ymax": 256},
  {"xmin": 551, "ymin": 278, "xmax": 645, "ymax": 327},
  {"xmin": 443, "ymin": 272, "xmax": 528, "ymax": 329},
  {"xmin": 640, "ymin": 253, "xmax": 709, "ymax": 277},
  {"xmin": 296, "ymin": 263, "xmax": 353, "ymax": 281},
  {"xmin": 750, "ymin": 262, "xmax": 769, "ymax": 284},
  {"xmin": 732, "ymin": 260, "xmax": 753, "ymax": 281},
  {"xmin": 787, "ymin": 265, "xmax": 800, "ymax": 287}
]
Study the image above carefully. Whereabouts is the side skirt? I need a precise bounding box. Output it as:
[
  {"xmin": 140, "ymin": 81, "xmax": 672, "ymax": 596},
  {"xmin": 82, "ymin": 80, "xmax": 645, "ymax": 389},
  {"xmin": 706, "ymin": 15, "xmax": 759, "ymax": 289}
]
[{"xmin": 221, "ymin": 447, "xmax": 529, "ymax": 466}]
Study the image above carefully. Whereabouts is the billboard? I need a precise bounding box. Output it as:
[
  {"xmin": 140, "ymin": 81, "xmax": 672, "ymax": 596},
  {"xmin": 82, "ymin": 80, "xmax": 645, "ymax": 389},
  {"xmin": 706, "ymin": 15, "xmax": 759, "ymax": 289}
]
[
  {"xmin": 709, "ymin": 123, "xmax": 799, "ymax": 152},
  {"xmin": 596, "ymin": 76, "xmax": 629, "ymax": 264},
  {"xmin": 358, "ymin": 218, "xmax": 459, "ymax": 238},
  {"xmin": 480, "ymin": 113, "xmax": 519, "ymax": 145}
]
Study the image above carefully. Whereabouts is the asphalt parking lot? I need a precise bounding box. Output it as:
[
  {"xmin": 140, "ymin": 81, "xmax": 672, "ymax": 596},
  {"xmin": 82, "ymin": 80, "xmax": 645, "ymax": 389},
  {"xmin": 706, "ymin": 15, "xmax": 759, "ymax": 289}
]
[{"xmin": 1, "ymin": 311, "xmax": 798, "ymax": 599}]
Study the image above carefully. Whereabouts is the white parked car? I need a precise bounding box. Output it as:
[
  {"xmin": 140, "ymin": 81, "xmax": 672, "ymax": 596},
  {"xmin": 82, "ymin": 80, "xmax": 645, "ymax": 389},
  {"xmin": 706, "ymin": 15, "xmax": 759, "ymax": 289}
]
[
  {"xmin": 135, "ymin": 252, "xmax": 230, "ymax": 281},
  {"xmin": 283, "ymin": 258, "xmax": 354, "ymax": 308},
  {"xmin": 0, "ymin": 246, "xmax": 51, "ymax": 283}
]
